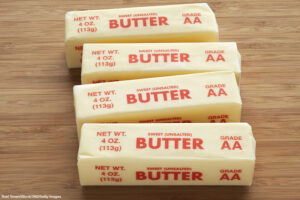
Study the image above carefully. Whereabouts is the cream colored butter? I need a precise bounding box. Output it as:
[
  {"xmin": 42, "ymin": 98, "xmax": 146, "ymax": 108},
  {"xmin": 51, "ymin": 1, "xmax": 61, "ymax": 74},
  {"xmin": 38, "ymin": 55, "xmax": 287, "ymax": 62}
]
[
  {"xmin": 73, "ymin": 72, "xmax": 241, "ymax": 139},
  {"xmin": 78, "ymin": 123, "xmax": 256, "ymax": 186},
  {"xmin": 82, "ymin": 42, "xmax": 241, "ymax": 84},
  {"xmin": 65, "ymin": 3, "xmax": 219, "ymax": 68}
]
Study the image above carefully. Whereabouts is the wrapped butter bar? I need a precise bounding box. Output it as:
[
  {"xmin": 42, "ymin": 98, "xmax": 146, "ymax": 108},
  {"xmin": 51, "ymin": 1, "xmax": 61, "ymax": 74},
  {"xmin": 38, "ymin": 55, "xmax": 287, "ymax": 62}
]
[
  {"xmin": 78, "ymin": 123, "xmax": 256, "ymax": 186},
  {"xmin": 73, "ymin": 72, "xmax": 241, "ymax": 138},
  {"xmin": 82, "ymin": 42, "xmax": 241, "ymax": 84},
  {"xmin": 65, "ymin": 3, "xmax": 219, "ymax": 68}
]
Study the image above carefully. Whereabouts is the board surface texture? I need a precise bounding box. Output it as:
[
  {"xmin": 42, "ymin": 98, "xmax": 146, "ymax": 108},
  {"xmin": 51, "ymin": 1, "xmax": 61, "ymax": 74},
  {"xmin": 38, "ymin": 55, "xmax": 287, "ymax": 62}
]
[{"xmin": 0, "ymin": 0, "xmax": 299, "ymax": 199}]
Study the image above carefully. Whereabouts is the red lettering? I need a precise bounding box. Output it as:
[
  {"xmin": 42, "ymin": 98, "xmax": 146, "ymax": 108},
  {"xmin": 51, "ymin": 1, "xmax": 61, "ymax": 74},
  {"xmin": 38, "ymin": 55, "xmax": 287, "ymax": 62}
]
[
  {"xmin": 160, "ymin": 91, "xmax": 169, "ymax": 101},
  {"xmin": 162, "ymin": 138, "xmax": 181, "ymax": 149},
  {"xmin": 183, "ymin": 17, "xmax": 202, "ymax": 24},
  {"xmin": 193, "ymin": 17, "xmax": 202, "ymax": 24},
  {"xmin": 182, "ymin": 172, "xmax": 190, "ymax": 180},
  {"xmin": 141, "ymin": 54, "xmax": 151, "ymax": 63},
  {"xmin": 170, "ymin": 53, "xmax": 178, "ymax": 62},
  {"xmin": 192, "ymin": 172, "xmax": 202, "ymax": 180},
  {"xmin": 109, "ymin": 17, "xmax": 168, "ymax": 29},
  {"xmin": 161, "ymin": 53, "xmax": 169, "ymax": 63},
  {"xmin": 120, "ymin": 19, "xmax": 131, "ymax": 28},
  {"xmin": 151, "ymin": 92, "xmax": 159, "ymax": 102},
  {"xmin": 170, "ymin": 90, "xmax": 179, "ymax": 100},
  {"xmin": 138, "ymin": 93, "xmax": 150, "ymax": 103},
  {"xmin": 182, "ymin": 138, "xmax": 191, "ymax": 149},
  {"xmin": 149, "ymin": 171, "xmax": 161, "ymax": 180},
  {"xmin": 153, "ymin": 54, "xmax": 160, "ymax": 62},
  {"xmin": 206, "ymin": 54, "xmax": 215, "ymax": 62},
  {"xmin": 159, "ymin": 16, "xmax": 168, "ymax": 25},
  {"xmin": 162, "ymin": 172, "xmax": 170, "ymax": 180},
  {"xmin": 109, "ymin": 19, "xmax": 119, "ymax": 28},
  {"xmin": 129, "ymin": 54, "xmax": 138, "ymax": 63},
  {"xmin": 180, "ymin": 53, "xmax": 190, "ymax": 62},
  {"xmin": 149, "ymin": 17, "xmax": 157, "ymax": 26},
  {"xmin": 232, "ymin": 141, "xmax": 242, "ymax": 150},
  {"xmin": 184, "ymin": 17, "xmax": 192, "ymax": 24},
  {"xmin": 136, "ymin": 171, "xmax": 203, "ymax": 181},
  {"xmin": 231, "ymin": 173, "xmax": 240, "ymax": 180},
  {"xmin": 172, "ymin": 172, "xmax": 180, "ymax": 180},
  {"xmin": 136, "ymin": 137, "xmax": 203, "ymax": 150},
  {"xmin": 136, "ymin": 138, "xmax": 147, "ymax": 149},
  {"xmin": 75, "ymin": 46, "xmax": 83, "ymax": 51},
  {"xmin": 216, "ymin": 54, "xmax": 225, "ymax": 62},
  {"xmin": 220, "ymin": 173, "xmax": 230, "ymax": 180},
  {"xmin": 128, "ymin": 53, "xmax": 189, "ymax": 63},
  {"xmin": 218, "ymin": 88, "xmax": 227, "ymax": 96},
  {"xmin": 149, "ymin": 138, "xmax": 161, "ymax": 149},
  {"xmin": 220, "ymin": 119, "xmax": 226, "ymax": 123},
  {"xmin": 127, "ymin": 94, "xmax": 137, "ymax": 104},
  {"xmin": 221, "ymin": 141, "xmax": 231, "ymax": 150},
  {"xmin": 180, "ymin": 89, "xmax": 191, "ymax": 99},
  {"xmin": 193, "ymin": 138, "xmax": 204, "ymax": 149},
  {"xmin": 208, "ymin": 89, "xmax": 217, "ymax": 97},
  {"xmin": 136, "ymin": 171, "xmax": 146, "ymax": 180}
]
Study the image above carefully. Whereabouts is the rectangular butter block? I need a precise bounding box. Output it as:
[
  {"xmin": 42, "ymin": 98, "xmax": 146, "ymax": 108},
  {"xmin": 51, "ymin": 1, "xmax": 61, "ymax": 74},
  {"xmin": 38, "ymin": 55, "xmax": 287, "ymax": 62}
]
[
  {"xmin": 73, "ymin": 72, "xmax": 242, "ymax": 139},
  {"xmin": 82, "ymin": 42, "xmax": 241, "ymax": 84},
  {"xmin": 65, "ymin": 3, "xmax": 219, "ymax": 68},
  {"xmin": 78, "ymin": 123, "xmax": 256, "ymax": 186}
]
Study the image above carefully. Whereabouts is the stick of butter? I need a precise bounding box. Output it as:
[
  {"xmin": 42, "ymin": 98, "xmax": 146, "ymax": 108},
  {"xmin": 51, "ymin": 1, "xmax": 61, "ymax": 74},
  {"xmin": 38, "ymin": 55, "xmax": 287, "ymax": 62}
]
[
  {"xmin": 73, "ymin": 72, "xmax": 241, "ymax": 139},
  {"xmin": 65, "ymin": 3, "xmax": 219, "ymax": 68},
  {"xmin": 78, "ymin": 123, "xmax": 256, "ymax": 186},
  {"xmin": 82, "ymin": 42, "xmax": 240, "ymax": 84}
]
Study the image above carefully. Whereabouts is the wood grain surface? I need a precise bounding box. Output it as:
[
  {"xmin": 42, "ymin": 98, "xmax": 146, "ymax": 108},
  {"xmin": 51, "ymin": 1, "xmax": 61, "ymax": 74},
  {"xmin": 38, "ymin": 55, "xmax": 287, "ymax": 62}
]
[{"xmin": 0, "ymin": 0, "xmax": 299, "ymax": 199}]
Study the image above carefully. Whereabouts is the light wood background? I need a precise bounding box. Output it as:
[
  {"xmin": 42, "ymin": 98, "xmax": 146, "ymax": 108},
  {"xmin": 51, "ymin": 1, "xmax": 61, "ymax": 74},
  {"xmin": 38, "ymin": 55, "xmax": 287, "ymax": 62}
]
[{"xmin": 0, "ymin": 0, "xmax": 299, "ymax": 199}]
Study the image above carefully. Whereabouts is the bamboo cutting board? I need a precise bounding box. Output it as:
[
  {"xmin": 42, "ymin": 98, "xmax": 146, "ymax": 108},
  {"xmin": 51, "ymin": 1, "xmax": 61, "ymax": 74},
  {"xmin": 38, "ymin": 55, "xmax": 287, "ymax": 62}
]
[{"xmin": 0, "ymin": 0, "xmax": 299, "ymax": 199}]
